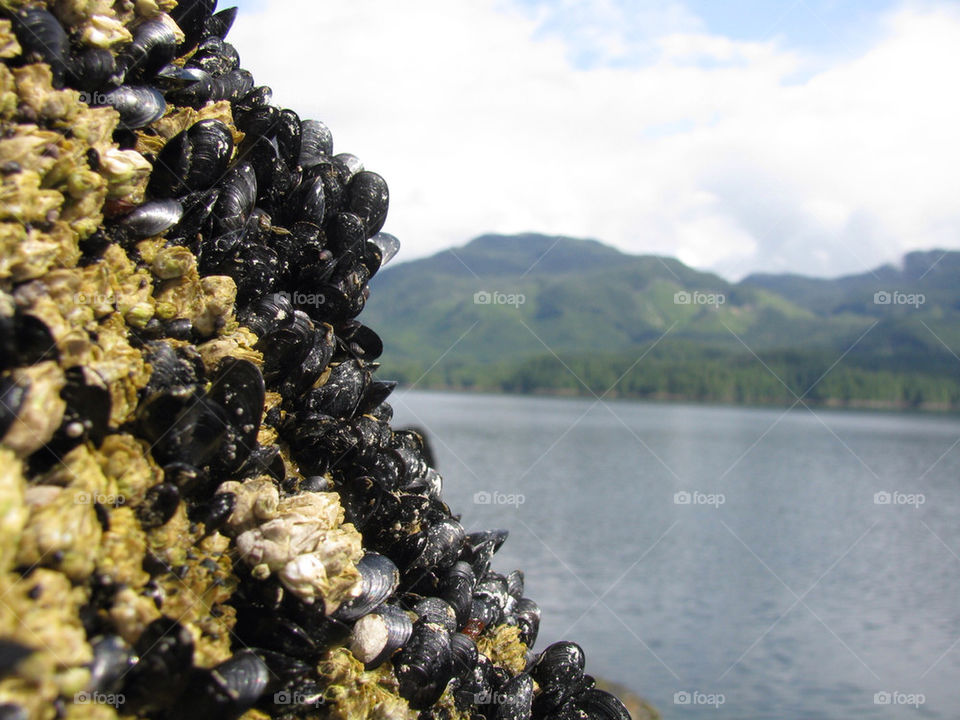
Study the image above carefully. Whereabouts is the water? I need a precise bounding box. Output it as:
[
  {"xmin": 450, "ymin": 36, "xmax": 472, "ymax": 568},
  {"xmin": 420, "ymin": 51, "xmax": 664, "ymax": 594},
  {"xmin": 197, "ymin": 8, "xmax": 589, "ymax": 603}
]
[{"xmin": 390, "ymin": 390, "xmax": 960, "ymax": 720}]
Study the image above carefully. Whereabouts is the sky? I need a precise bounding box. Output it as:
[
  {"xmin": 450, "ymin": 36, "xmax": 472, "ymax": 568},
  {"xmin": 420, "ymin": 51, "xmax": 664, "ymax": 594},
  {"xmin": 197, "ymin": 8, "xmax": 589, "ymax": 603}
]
[{"xmin": 227, "ymin": 0, "xmax": 960, "ymax": 280}]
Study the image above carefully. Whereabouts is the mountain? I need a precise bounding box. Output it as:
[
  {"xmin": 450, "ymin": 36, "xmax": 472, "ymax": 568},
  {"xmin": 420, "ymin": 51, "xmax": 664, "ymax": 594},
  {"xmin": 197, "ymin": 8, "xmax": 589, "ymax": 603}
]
[{"xmin": 362, "ymin": 235, "xmax": 960, "ymax": 409}]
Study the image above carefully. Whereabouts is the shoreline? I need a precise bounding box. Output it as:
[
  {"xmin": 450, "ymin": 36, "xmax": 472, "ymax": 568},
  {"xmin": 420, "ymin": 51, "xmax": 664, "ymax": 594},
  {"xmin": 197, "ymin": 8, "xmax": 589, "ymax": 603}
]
[{"xmin": 393, "ymin": 384, "xmax": 960, "ymax": 415}]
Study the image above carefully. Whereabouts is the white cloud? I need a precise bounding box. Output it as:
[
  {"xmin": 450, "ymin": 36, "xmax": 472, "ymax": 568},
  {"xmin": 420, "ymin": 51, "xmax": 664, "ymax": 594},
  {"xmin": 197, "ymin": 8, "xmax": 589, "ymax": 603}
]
[{"xmin": 229, "ymin": 0, "xmax": 960, "ymax": 279}]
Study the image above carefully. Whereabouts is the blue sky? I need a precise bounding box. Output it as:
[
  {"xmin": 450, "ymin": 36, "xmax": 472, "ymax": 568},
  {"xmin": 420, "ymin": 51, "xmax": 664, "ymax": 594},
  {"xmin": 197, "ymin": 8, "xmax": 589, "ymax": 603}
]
[{"xmin": 228, "ymin": 0, "xmax": 960, "ymax": 279}]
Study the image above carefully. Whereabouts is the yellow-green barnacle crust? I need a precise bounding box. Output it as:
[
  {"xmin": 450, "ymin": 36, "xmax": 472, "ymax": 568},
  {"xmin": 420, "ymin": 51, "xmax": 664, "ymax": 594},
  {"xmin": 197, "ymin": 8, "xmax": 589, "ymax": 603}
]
[
  {"xmin": 1, "ymin": 361, "xmax": 66, "ymax": 457},
  {"xmin": 197, "ymin": 326, "xmax": 263, "ymax": 370},
  {"xmin": 0, "ymin": 448, "xmax": 28, "ymax": 573},
  {"xmin": 95, "ymin": 432, "xmax": 162, "ymax": 509},
  {"xmin": 0, "ymin": 568, "xmax": 93, "ymax": 717},
  {"xmin": 475, "ymin": 624, "xmax": 529, "ymax": 676},
  {"xmin": 96, "ymin": 504, "xmax": 150, "ymax": 587},
  {"xmin": 79, "ymin": 13, "xmax": 132, "ymax": 48},
  {"xmin": 318, "ymin": 647, "xmax": 418, "ymax": 720},
  {"xmin": 16, "ymin": 483, "xmax": 103, "ymax": 582},
  {"xmin": 0, "ymin": 19, "xmax": 20, "ymax": 58}
]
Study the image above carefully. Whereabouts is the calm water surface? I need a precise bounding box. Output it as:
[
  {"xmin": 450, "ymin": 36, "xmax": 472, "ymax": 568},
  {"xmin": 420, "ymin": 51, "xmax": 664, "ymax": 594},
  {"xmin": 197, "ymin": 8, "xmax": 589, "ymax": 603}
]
[{"xmin": 390, "ymin": 390, "xmax": 960, "ymax": 720}]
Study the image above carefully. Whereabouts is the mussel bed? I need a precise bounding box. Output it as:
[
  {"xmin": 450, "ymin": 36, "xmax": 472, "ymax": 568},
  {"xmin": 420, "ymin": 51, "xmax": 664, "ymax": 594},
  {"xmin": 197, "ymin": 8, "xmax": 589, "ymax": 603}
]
[{"xmin": 0, "ymin": 1, "xmax": 634, "ymax": 719}]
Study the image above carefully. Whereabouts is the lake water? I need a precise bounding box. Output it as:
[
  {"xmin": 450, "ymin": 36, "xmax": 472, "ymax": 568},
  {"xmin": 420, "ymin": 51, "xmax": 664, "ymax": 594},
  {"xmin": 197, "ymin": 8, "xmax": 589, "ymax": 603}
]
[{"xmin": 389, "ymin": 390, "xmax": 960, "ymax": 720}]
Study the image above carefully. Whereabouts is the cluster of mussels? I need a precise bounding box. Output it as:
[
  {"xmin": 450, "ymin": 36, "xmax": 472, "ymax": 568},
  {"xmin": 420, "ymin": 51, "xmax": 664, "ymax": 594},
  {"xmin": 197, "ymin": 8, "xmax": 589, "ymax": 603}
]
[{"xmin": 0, "ymin": 1, "xmax": 633, "ymax": 719}]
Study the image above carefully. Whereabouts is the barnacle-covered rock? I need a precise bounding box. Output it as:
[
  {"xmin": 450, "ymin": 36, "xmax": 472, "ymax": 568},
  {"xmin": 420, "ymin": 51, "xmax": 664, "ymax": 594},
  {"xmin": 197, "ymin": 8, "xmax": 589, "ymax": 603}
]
[
  {"xmin": 227, "ymin": 488, "xmax": 363, "ymax": 610},
  {"xmin": 0, "ymin": 2, "xmax": 636, "ymax": 719},
  {"xmin": 319, "ymin": 647, "xmax": 417, "ymax": 720},
  {"xmin": 2, "ymin": 361, "xmax": 66, "ymax": 456},
  {"xmin": 16, "ymin": 483, "xmax": 103, "ymax": 582},
  {"xmin": 0, "ymin": 448, "xmax": 27, "ymax": 572}
]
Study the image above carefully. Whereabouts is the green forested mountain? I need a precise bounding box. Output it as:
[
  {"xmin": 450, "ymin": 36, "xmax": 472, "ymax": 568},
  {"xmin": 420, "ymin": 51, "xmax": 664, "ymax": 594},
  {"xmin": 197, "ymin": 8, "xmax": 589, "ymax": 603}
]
[{"xmin": 362, "ymin": 235, "xmax": 960, "ymax": 409}]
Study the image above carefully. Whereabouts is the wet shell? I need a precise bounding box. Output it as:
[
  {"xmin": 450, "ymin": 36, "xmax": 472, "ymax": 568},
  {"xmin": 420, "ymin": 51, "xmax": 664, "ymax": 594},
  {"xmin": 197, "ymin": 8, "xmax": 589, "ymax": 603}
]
[
  {"xmin": 333, "ymin": 551, "xmax": 399, "ymax": 621},
  {"xmin": 349, "ymin": 604, "xmax": 413, "ymax": 669},
  {"xmin": 10, "ymin": 8, "xmax": 69, "ymax": 87},
  {"xmin": 100, "ymin": 86, "xmax": 167, "ymax": 129},
  {"xmin": 149, "ymin": 119, "xmax": 235, "ymax": 197},
  {"xmin": 119, "ymin": 198, "xmax": 183, "ymax": 237},
  {"xmin": 394, "ymin": 619, "xmax": 454, "ymax": 710}
]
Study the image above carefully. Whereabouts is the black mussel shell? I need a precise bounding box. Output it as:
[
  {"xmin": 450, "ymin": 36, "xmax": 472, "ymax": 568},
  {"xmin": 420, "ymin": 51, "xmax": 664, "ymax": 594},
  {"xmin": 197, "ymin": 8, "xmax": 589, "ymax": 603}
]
[
  {"xmin": 303, "ymin": 359, "xmax": 367, "ymax": 419},
  {"xmin": 174, "ymin": 650, "xmax": 269, "ymax": 719},
  {"xmin": 463, "ymin": 529, "xmax": 509, "ymax": 578},
  {"xmin": 513, "ymin": 597, "xmax": 541, "ymax": 648},
  {"xmin": 493, "ymin": 673, "xmax": 534, "ymax": 720},
  {"xmin": 412, "ymin": 597, "xmax": 457, "ymax": 634},
  {"xmin": 531, "ymin": 641, "xmax": 585, "ymax": 714},
  {"xmin": 204, "ymin": 6, "xmax": 238, "ymax": 40},
  {"xmin": 0, "ymin": 376, "xmax": 25, "ymax": 441},
  {"xmin": 333, "ymin": 552, "xmax": 399, "ymax": 621},
  {"xmin": 449, "ymin": 632, "xmax": 478, "ymax": 678},
  {"xmin": 349, "ymin": 604, "xmax": 413, "ymax": 670},
  {"xmin": 167, "ymin": 189, "xmax": 219, "ymax": 246},
  {"xmin": 69, "ymin": 48, "xmax": 121, "ymax": 92},
  {"xmin": 136, "ymin": 388, "xmax": 228, "ymax": 467},
  {"xmin": 506, "ymin": 570, "xmax": 524, "ymax": 601},
  {"xmin": 198, "ymin": 490, "xmax": 235, "ymax": 534},
  {"xmin": 187, "ymin": 36, "xmax": 239, "ymax": 77},
  {"xmin": 238, "ymin": 291, "xmax": 294, "ymax": 338},
  {"xmin": 334, "ymin": 152, "xmax": 363, "ymax": 182},
  {"xmin": 119, "ymin": 198, "xmax": 183, "ymax": 237},
  {"xmin": 0, "ymin": 640, "xmax": 32, "ymax": 678},
  {"xmin": 149, "ymin": 119, "xmax": 234, "ymax": 197},
  {"xmin": 562, "ymin": 689, "xmax": 632, "ymax": 720},
  {"xmin": 370, "ymin": 232, "xmax": 401, "ymax": 267},
  {"xmin": 9, "ymin": 7, "xmax": 68, "ymax": 86},
  {"xmin": 407, "ymin": 518, "xmax": 466, "ymax": 577},
  {"xmin": 117, "ymin": 15, "xmax": 180, "ymax": 81},
  {"xmin": 122, "ymin": 617, "xmax": 194, "ymax": 712},
  {"xmin": 239, "ymin": 443, "xmax": 285, "ymax": 481},
  {"xmin": 86, "ymin": 636, "xmax": 134, "ymax": 694},
  {"xmin": 211, "ymin": 162, "xmax": 257, "ymax": 234},
  {"xmin": 208, "ymin": 358, "xmax": 265, "ymax": 472},
  {"xmin": 347, "ymin": 171, "xmax": 389, "ymax": 236},
  {"xmin": 299, "ymin": 119, "xmax": 333, "ymax": 167},
  {"xmin": 137, "ymin": 482, "xmax": 181, "ymax": 529},
  {"xmin": 338, "ymin": 321, "xmax": 383, "ymax": 361},
  {"xmin": 440, "ymin": 561, "xmax": 476, "ymax": 629},
  {"xmin": 326, "ymin": 211, "xmax": 365, "ymax": 259},
  {"xmin": 335, "ymin": 475, "xmax": 383, "ymax": 532},
  {"xmin": 393, "ymin": 620, "xmax": 454, "ymax": 710},
  {"xmin": 234, "ymin": 102, "xmax": 278, "ymax": 139},
  {"xmin": 235, "ymin": 616, "xmax": 318, "ymax": 660},
  {"xmin": 100, "ymin": 86, "xmax": 166, "ymax": 129},
  {"xmin": 173, "ymin": 67, "xmax": 252, "ymax": 107},
  {"xmin": 171, "ymin": 0, "xmax": 217, "ymax": 52},
  {"xmin": 276, "ymin": 109, "xmax": 301, "ymax": 168}
]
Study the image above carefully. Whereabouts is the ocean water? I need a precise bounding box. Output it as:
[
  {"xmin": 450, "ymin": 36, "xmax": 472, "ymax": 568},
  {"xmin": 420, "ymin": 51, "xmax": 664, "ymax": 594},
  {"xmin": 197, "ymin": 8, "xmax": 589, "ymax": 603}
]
[{"xmin": 390, "ymin": 390, "xmax": 960, "ymax": 720}]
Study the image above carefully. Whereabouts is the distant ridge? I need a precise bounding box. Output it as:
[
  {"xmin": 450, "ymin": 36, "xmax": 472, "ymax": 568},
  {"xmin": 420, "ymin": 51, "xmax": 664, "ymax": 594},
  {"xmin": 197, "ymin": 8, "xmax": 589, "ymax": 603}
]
[{"xmin": 364, "ymin": 235, "xmax": 960, "ymax": 409}]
